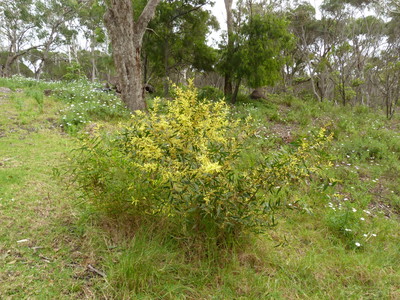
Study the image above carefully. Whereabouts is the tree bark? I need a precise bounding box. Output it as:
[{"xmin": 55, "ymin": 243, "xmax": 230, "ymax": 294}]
[
  {"xmin": 104, "ymin": 0, "xmax": 161, "ymax": 111},
  {"xmin": 231, "ymin": 78, "xmax": 242, "ymax": 104},
  {"xmin": 35, "ymin": 53, "xmax": 47, "ymax": 80},
  {"xmin": 3, "ymin": 46, "xmax": 39, "ymax": 77},
  {"xmin": 163, "ymin": 39, "xmax": 170, "ymax": 96},
  {"xmin": 91, "ymin": 35, "xmax": 97, "ymax": 82},
  {"xmin": 35, "ymin": 42, "xmax": 51, "ymax": 80},
  {"xmin": 224, "ymin": 0, "xmax": 234, "ymax": 98}
]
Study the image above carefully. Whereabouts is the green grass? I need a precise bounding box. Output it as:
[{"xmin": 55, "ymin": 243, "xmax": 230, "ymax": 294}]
[
  {"xmin": 0, "ymin": 81, "xmax": 399, "ymax": 299},
  {"xmin": 0, "ymin": 90, "xmax": 109, "ymax": 298}
]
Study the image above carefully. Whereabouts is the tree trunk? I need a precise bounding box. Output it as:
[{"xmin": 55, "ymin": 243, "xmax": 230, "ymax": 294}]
[
  {"xmin": 90, "ymin": 35, "xmax": 96, "ymax": 82},
  {"xmin": 104, "ymin": 0, "xmax": 161, "ymax": 111},
  {"xmin": 224, "ymin": 0, "xmax": 234, "ymax": 97},
  {"xmin": 3, "ymin": 56, "xmax": 15, "ymax": 77},
  {"xmin": 224, "ymin": 74, "xmax": 233, "ymax": 98},
  {"xmin": 163, "ymin": 39, "xmax": 170, "ymax": 97},
  {"xmin": 35, "ymin": 57, "xmax": 45, "ymax": 80},
  {"xmin": 4, "ymin": 54, "xmax": 21, "ymax": 77},
  {"xmin": 3, "ymin": 44, "xmax": 39, "ymax": 78},
  {"xmin": 35, "ymin": 44, "xmax": 50, "ymax": 80},
  {"xmin": 231, "ymin": 78, "xmax": 242, "ymax": 104}
]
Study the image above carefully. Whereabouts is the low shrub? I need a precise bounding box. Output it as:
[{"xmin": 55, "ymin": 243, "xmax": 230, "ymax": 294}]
[
  {"xmin": 197, "ymin": 85, "xmax": 224, "ymax": 101},
  {"xmin": 71, "ymin": 81, "xmax": 333, "ymax": 245}
]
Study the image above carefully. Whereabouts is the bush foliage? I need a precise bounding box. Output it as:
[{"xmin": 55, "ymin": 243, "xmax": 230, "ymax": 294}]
[{"xmin": 71, "ymin": 82, "xmax": 333, "ymax": 243}]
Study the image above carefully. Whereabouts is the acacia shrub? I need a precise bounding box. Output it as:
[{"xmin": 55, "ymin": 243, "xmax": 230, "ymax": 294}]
[{"xmin": 71, "ymin": 82, "xmax": 333, "ymax": 243}]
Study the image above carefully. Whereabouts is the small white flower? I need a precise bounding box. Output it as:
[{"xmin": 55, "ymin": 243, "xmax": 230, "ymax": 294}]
[
  {"xmin": 372, "ymin": 234, "xmax": 377, "ymax": 237},
  {"xmin": 352, "ymin": 208, "xmax": 357, "ymax": 212},
  {"xmin": 360, "ymin": 217, "xmax": 365, "ymax": 221},
  {"xmin": 363, "ymin": 234, "xmax": 368, "ymax": 237},
  {"xmin": 345, "ymin": 228, "xmax": 352, "ymax": 232},
  {"xmin": 355, "ymin": 242, "xmax": 361, "ymax": 247}
]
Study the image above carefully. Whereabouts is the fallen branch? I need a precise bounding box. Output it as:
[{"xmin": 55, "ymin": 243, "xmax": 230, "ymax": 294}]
[{"xmin": 87, "ymin": 264, "xmax": 107, "ymax": 278}]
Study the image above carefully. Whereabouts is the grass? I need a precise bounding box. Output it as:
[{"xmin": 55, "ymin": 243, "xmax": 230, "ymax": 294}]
[
  {"xmin": 0, "ymin": 90, "xmax": 109, "ymax": 298},
  {"xmin": 0, "ymin": 80, "xmax": 399, "ymax": 299}
]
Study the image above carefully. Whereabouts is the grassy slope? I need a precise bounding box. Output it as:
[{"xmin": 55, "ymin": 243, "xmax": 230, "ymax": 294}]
[
  {"xmin": 0, "ymin": 85, "xmax": 399, "ymax": 299},
  {"xmin": 0, "ymin": 91, "xmax": 109, "ymax": 298}
]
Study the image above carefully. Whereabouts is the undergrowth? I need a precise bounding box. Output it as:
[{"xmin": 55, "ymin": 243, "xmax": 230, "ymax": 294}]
[
  {"xmin": 1, "ymin": 77, "xmax": 399, "ymax": 298},
  {"xmin": 0, "ymin": 76, "xmax": 130, "ymax": 133},
  {"xmin": 69, "ymin": 82, "xmax": 334, "ymax": 248}
]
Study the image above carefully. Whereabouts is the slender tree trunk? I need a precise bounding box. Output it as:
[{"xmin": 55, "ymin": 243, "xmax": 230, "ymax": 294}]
[
  {"xmin": 143, "ymin": 52, "xmax": 148, "ymax": 83},
  {"xmin": 91, "ymin": 37, "xmax": 96, "ymax": 82},
  {"xmin": 310, "ymin": 75, "xmax": 322, "ymax": 102},
  {"xmin": 300, "ymin": 27, "xmax": 321, "ymax": 102},
  {"xmin": 35, "ymin": 58, "xmax": 45, "ymax": 80},
  {"xmin": 35, "ymin": 44, "xmax": 50, "ymax": 80},
  {"xmin": 224, "ymin": 0, "xmax": 234, "ymax": 98},
  {"xmin": 104, "ymin": 0, "xmax": 160, "ymax": 111},
  {"xmin": 231, "ymin": 78, "xmax": 241, "ymax": 104},
  {"xmin": 163, "ymin": 39, "xmax": 170, "ymax": 96},
  {"xmin": 3, "ymin": 56, "xmax": 14, "ymax": 77},
  {"xmin": 341, "ymin": 76, "xmax": 346, "ymax": 106},
  {"xmin": 16, "ymin": 59, "xmax": 21, "ymax": 75},
  {"xmin": 68, "ymin": 46, "xmax": 72, "ymax": 63}
]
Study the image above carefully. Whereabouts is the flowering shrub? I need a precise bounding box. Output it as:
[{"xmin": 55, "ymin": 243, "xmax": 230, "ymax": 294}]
[{"xmin": 72, "ymin": 82, "xmax": 333, "ymax": 242}]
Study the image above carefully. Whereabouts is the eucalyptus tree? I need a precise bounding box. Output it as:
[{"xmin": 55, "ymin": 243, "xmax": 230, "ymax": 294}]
[
  {"xmin": 78, "ymin": 1, "xmax": 107, "ymax": 81},
  {"xmin": 223, "ymin": 0, "xmax": 234, "ymax": 97},
  {"xmin": 104, "ymin": 0, "xmax": 161, "ymax": 111},
  {"xmin": 369, "ymin": 51, "xmax": 400, "ymax": 119},
  {"xmin": 0, "ymin": 0, "xmax": 40, "ymax": 77},
  {"xmin": 287, "ymin": 2, "xmax": 322, "ymax": 100},
  {"xmin": 348, "ymin": 15, "xmax": 385, "ymax": 105},
  {"xmin": 33, "ymin": 0, "xmax": 78, "ymax": 79},
  {"xmin": 219, "ymin": 0, "xmax": 294, "ymax": 103},
  {"xmin": 314, "ymin": 0, "xmax": 386, "ymax": 105},
  {"xmin": 143, "ymin": 0, "xmax": 218, "ymax": 95}
]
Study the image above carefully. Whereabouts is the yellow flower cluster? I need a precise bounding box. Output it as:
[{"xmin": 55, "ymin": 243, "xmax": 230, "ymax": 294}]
[
  {"xmin": 121, "ymin": 81, "xmax": 244, "ymax": 188},
  {"xmin": 105, "ymin": 82, "xmax": 334, "ymax": 236}
]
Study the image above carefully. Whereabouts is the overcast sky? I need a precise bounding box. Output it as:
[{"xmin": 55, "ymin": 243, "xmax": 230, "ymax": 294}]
[{"xmin": 206, "ymin": 0, "xmax": 323, "ymax": 46}]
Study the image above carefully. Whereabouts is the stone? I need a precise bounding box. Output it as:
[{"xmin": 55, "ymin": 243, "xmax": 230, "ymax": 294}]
[
  {"xmin": 0, "ymin": 87, "xmax": 12, "ymax": 94},
  {"xmin": 250, "ymin": 88, "xmax": 266, "ymax": 100}
]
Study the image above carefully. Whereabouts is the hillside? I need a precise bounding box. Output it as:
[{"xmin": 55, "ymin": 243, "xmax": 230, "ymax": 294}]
[{"xmin": 0, "ymin": 79, "xmax": 399, "ymax": 299}]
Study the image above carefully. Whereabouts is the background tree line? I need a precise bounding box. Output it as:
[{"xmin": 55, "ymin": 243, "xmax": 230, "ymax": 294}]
[{"xmin": 0, "ymin": 0, "xmax": 399, "ymax": 117}]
